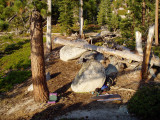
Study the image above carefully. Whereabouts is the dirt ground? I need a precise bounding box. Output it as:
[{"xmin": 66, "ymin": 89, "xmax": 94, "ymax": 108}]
[{"xmin": 0, "ymin": 36, "xmax": 160, "ymax": 120}]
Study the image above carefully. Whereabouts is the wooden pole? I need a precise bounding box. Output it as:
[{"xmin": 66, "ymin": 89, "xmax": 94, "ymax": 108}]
[
  {"xmin": 135, "ymin": 31, "xmax": 143, "ymax": 55},
  {"xmin": 141, "ymin": 25, "xmax": 155, "ymax": 81},
  {"xmin": 155, "ymin": 0, "xmax": 159, "ymax": 46},
  {"xmin": 79, "ymin": 0, "xmax": 84, "ymax": 39},
  {"xmin": 46, "ymin": 0, "xmax": 52, "ymax": 52}
]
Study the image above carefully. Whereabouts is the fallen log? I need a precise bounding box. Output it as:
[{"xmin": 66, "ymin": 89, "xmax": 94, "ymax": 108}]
[{"xmin": 54, "ymin": 37, "xmax": 160, "ymax": 66}]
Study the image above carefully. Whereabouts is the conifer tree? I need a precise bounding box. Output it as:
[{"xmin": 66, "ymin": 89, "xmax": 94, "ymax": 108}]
[
  {"xmin": 97, "ymin": 0, "xmax": 107, "ymax": 25},
  {"xmin": 0, "ymin": 0, "xmax": 14, "ymax": 31},
  {"xmin": 84, "ymin": 0, "xmax": 97, "ymax": 24},
  {"xmin": 106, "ymin": 0, "xmax": 112, "ymax": 30},
  {"xmin": 58, "ymin": 0, "xmax": 75, "ymax": 35},
  {"xmin": 30, "ymin": 0, "xmax": 49, "ymax": 102}
]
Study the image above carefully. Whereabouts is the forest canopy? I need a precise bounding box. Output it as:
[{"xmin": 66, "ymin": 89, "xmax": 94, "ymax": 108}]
[{"xmin": 0, "ymin": 0, "xmax": 158, "ymax": 39}]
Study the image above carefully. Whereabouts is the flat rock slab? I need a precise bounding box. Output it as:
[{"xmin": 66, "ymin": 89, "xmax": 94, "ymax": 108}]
[
  {"xmin": 71, "ymin": 59, "xmax": 106, "ymax": 92},
  {"xmin": 55, "ymin": 105, "xmax": 138, "ymax": 120}
]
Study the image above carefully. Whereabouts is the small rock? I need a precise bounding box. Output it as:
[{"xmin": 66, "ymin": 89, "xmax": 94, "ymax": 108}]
[
  {"xmin": 45, "ymin": 58, "xmax": 49, "ymax": 62},
  {"xmin": 95, "ymin": 53, "xmax": 105, "ymax": 63},
  {"xmin": 46, "ymin": 72, "xmax": 51, "ymax": 81},
  {"xmin": 105, "ymin": 64, "xmax": 118, "ymax": 76},
  {"xmin": 28, "ymin": 84, "xmax": 33, "ymax": 92}
]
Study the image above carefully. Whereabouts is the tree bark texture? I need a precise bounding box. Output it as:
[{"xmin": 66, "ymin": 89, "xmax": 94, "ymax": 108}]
[
  {"xmin": 30, "ymin": 10, "xmax": 49, "ymax": 102},
  {"xmin": 141, "ymin": 25, "xmax": 155, "ymax": 80},
  {"xmin": 142, "ymin": 0, "xmax": 146, "ymax": 26},
  {"xmin": 79, "ymin": 0, "xmax": 84, "ymax": 39},
  {"xmin": 135, "ymin": 31, "xmax": 143, "ymax": 55},
  {"xmin": 54, "ymin": 37, "xmax": 160, "ymax": 67},
  {"xmin": 155, "ymin": 0, "xmax": 159, "ymax": 46},
  {"xmin": 46, "ymin": 0, "xmax": 52, "ymax": 52}
]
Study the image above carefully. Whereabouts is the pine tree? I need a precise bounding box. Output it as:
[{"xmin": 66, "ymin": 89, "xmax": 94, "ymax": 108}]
[
  {"xmin": 119, "ymin": 0, "xmax": 155, "ymax": 39},
  {"xmin": 84, "ymin": 0, "xmax": 97, "ymax": 24},
  {"xmin": 0, "ymin": 0, "xmax": 14, "ymax": 31},
  {"xmin": 97, "ymin": 0, "xmax": 107, "ymax": 25},
  {"xmin": 97, "ymin": 0, "xmax": 112, "ymax": 27},
  {"xmin": 106, "ymin": 0, "xmax": 112, "ymax": 31},
  {"xmin": 30, "ymin": 0, "xmax": 49, "ymax": 102},
  {"xmin": 58, "ymin": 0, "xmax": 75, "ymax": 35},
  {"xmin": 110, "ymin": 14, "xmax": 121, "ymax": 32}
]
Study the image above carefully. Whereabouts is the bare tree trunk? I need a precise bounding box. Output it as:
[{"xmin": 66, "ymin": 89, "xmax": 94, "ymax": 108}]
[
  {"xmin": 79, "ymin": 0, "xmax": 84, "ymax": 39},
  {"xmin": 46, "ymin": 0, "xmax": 52, "ymax": 52},
  {"xmin": 135, "ymin": 31, "xmax": 143, "ymax": 55},
  {"xmin": 141, "ymin": 25, "xmax": 155, "ymax": 81},
  {"xmin": 54, "ymin": 37, "xmax": 160, "ymax": 66},
  {"xmin": 142, "ymin": 0, "xmax": 146, "ymax": 26},
  {"xmin": 155, "ymin": 0, "xmax": 159, "ymax": 46},
  {"xmin": 30, "ymin": 10, "xmax": 49, "ymax": 102}
]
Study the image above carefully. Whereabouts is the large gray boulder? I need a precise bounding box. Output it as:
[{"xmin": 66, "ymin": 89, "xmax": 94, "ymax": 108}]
[
  {"xmin": 60, "ymin": 45, "xmax": 87, "ymax": 61},
  {"xmin": 71, "ymin": 60, "xmax": 106, "ymax": 92}
]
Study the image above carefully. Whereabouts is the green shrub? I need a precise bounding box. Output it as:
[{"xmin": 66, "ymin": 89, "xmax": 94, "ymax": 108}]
[
  {"xmin": 0, "ymin": 70, "xmax": 31, "ymax": 92},
  {"xmin": 95, "ymin": 41, "xmax": 104, "ymax": 46},
  {"xmin": 0, "ymin": 37, "xmax": 31, "ymax": 93},
  {"xmin": 84, "ymin": 24, "xmax": 101, "ymax": 32},
  {"xmin": 0, "ymin": 42, "xmax": 31, "ymax": 70},
  {"xmin": 51, "ymin": 24, "xmax": 61, "ymax": 33},
  {"xmin": 153, "ymin": 46, "xmax": 160, "ymax": 58},
  {"xmin": 0, "ymin": 20, "xmax": 9, "ymax": 31},
  {"xmin": 128, "ymin": 86, "xmax": 160, "ymax": 120},
  {"xmin": 118, "ymin": 10, "xmax": 127, "ymax": 15},
  {"xmin": 0, "ymin": 35, "xmax": 29, "ymax": 54}
]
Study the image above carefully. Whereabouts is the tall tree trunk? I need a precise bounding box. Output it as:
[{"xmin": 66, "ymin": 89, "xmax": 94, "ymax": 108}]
[
  {"xmin": 30, "ymin": 10, "xmax": 49, "ymax": 102},
  {"xmin": 79, "ymin": 0, "xmax": 84, "ymax": 39},
  {"xmin": 142, "ymin": 0, "xmax": 146, "ymax": 26},
  {"xmin": 155, "ymin": 0, "xmax": 159, "ymax": 46},
  {"xmin": 46, "ymin": 0, "xmax": 52, "ymax": 52}
]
